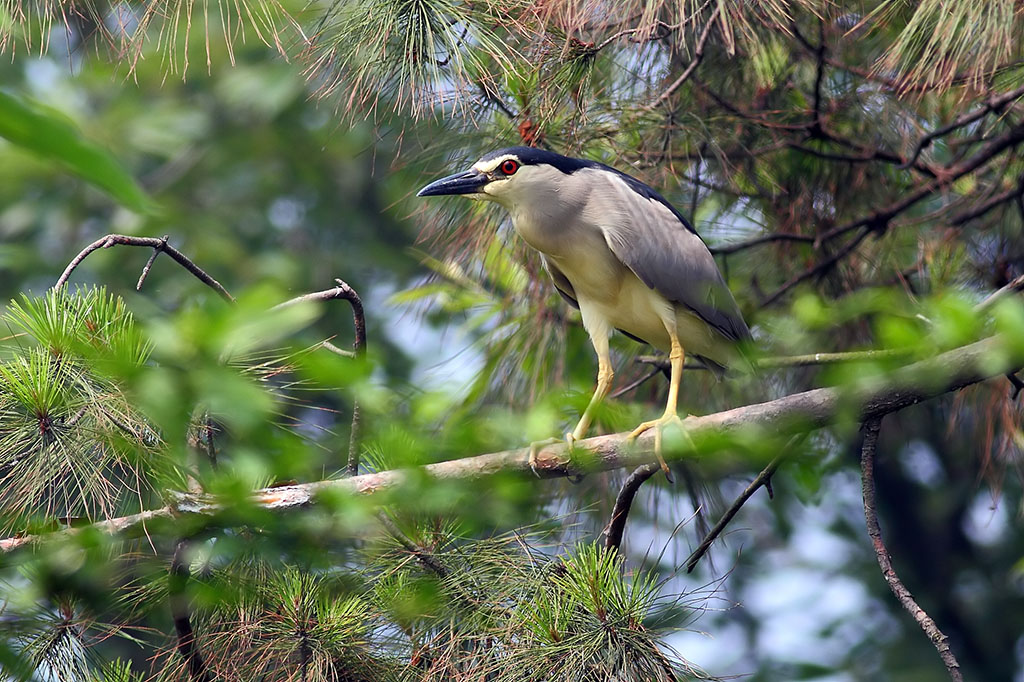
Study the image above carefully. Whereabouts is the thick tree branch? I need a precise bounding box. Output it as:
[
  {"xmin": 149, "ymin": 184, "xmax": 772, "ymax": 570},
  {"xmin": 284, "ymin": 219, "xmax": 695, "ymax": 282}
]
[
  {"xmin": 860, "ymin": 418, "xmax": 964, "ymax": 682},
  {"xmin": 3, "ymin": 332, "xmax": 1019, "ymax": 553}
]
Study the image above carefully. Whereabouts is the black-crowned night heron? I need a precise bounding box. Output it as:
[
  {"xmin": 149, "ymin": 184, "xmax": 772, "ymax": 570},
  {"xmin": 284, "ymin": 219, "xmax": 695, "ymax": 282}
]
[{"xmin": 418, "ymin": 147, "xmax": 750, "ymax": 476}]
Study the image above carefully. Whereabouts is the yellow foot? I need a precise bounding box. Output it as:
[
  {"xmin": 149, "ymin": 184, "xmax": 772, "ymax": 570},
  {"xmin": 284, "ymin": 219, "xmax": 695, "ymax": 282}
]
[
  {"xmin": 528, "ymin": 430, "xmax": 585, "ymax": 477},
  {"xmin": 527, "ymin": 433, "xmax": 577, "ymax": 477},
  {"xmin": 627, "ymin": 414, "xmax": 690, "ymax": 483}
]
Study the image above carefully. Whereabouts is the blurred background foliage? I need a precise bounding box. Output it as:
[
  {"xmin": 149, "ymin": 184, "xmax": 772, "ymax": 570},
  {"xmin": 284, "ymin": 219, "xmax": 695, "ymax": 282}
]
[{"xmin": 1, "ymin": 0, "xmax": 1024, "ymax": 680}]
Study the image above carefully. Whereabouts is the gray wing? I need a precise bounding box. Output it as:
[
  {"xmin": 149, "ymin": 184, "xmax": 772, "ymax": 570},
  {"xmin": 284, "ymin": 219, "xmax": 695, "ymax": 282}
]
[
  {"xmin": 589, "ymin": 170, "xmax": 751, "ymax": 342},
  {"xmin": 541, "ymin": 256, "xmax": 579, "ymax": 310}
]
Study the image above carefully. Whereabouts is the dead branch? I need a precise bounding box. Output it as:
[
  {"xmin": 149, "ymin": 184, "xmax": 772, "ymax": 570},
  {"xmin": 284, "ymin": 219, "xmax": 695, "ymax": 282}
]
[
  {"xmin": 2, "ymin": 332, "xmax": 1019, "ymax": 553},
  {"xmin": 645, "ymin": 6, "xmax": 719, "ymax": 110},
  {"xmin": 275, "ymin": 279, "xmax": 366, "ymax": 476},
  {"xmin": 53, "ymin": 234, "xmax": 234, "ymax": 302},
  {"xmin": 604, "ymin": 463, "xmax": 661, "ymax": 552},
  {"xmin": 860, "ymin": 418, "xmax": 964, "ymax": 681},
  {"xmin": 684, "ymin": 446, "xmax": 791, "ymax": 573}
]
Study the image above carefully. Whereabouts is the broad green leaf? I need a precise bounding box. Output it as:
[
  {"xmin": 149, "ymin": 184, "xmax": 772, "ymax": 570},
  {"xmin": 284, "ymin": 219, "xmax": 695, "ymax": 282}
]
[{"xmin": 0, "ymin": 90, "xmax": 154, "ymax": 213}]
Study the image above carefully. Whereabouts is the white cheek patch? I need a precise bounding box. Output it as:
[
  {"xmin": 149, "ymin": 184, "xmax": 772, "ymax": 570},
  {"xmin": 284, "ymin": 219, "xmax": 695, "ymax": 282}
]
[{"xmin": 474, "ymin": 155, "xmax": 519, "ymax": 175}]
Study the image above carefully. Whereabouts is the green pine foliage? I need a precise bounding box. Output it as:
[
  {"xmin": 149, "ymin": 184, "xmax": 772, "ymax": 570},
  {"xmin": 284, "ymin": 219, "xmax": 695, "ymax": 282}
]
[
  {"xmin": 1, "ymin": 0, "xmax": 1024, "ymax": 680},
  {"xmin": 0, "ymin": 288, "xmax": 166, "ymax": 534}
]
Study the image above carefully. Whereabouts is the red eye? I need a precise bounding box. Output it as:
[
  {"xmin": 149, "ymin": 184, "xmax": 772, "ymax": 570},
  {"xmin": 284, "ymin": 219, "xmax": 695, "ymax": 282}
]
[{"xmin": 500, "ymin": 159, "xmax": 519, "ymax": 175}]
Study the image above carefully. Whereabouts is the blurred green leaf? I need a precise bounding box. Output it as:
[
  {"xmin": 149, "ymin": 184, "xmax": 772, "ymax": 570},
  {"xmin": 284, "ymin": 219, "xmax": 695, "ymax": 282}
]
[{"xmin": 0, "ymin": 90, "xmax": 153, "ymax": 213}]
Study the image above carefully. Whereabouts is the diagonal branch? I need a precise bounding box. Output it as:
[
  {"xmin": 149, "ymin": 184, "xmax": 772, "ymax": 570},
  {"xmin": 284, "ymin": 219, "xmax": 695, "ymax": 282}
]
[
  {"xmin": 3, "ymin": 331, "xmax": 1020, "ymax": 553},
  {"xmin": 645, "ymin": 6, "xmax": 720, "ymax": 110},
  {"xmin": 860, "ymin": 418, "xmax": 964, "ymax": 681},
  {"xmin": 900, "ymin": 84, "xmax": 1024, "ymax": 170},
  {"xmin": 684, "ymin": 446, "xmax": 790, "ymax": 573},
  {"xmin": 604, "ymin": 463, "xmax": 661, "ymax": 552}
]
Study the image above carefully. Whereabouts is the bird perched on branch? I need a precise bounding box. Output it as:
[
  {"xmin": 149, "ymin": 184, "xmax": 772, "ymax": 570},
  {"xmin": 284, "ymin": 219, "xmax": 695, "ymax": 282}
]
[{"xmin": 418, "ymin": 147, "xmax": 750, "ymax": 477}]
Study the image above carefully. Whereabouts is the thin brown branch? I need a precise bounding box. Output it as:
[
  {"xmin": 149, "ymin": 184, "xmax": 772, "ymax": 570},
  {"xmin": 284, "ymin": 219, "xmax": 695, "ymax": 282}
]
[
  {"xmin": 817, "ymin": 119, "xmax": 1024, "ymax": 246},
  {"xmin": 750, "ymin": 119, "xmax": 1024, "ymax": 308},
  {"xmin": 860, "ymin": 418, "xmax": 964, "ymax": 681},
  {"xmin": 760, "ymin": 226, "xmax": 873, "ymax": 307},
  {"xmin": 709, "ymin": 232, "xmax": 815, "ymax": 256},
  {"xmin": 645, "ymin": 6, "xmax": 719, "ymax": 110},
  {"xmin": 3, "ymin": 331, "xmax": 1020, "ymax": 553},
  {"xmin": 900, "ymin": 84, "xmax": 1024, "ymax": 169},
  {"xmin": 276, "ymin": 279, "xmax": 366, "ymax": 476},
  {"xmin": 609, "ymin": 367, "xmax": 661, "ymax": 398},
  {"xmin": 604, "ymin": 463, "xmax": 661, "ymax": 552},
  {"xmin": 136, "ymin": 234, "xmax": 169, "ymax": 291},
  {"xmin": 949, "ymin": 179, "xmax": 1024, "ymax": 227},
  {"xmin": 53, "ymin": 234, "xmax": 234, "ymax": 302},
  {"xmin": 684, "ymin": 448, "xmax": 789, "ymax": 573}
]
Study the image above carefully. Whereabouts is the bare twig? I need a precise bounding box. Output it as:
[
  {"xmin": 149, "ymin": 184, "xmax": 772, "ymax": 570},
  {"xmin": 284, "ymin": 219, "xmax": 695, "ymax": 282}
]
[
  {"xmin": 684, "ymin": 449, "xmax": 789, "ymax": 573},
  {"xmin": 3, "ymin": 332, "xmax": 1019, "ymax": 553},
  {"xmin": 761, "ymin": 226, "xmax": 872, "ymax": 307},
  {"xmin": 604, "ymin": 463, "xmax": 661, "ymax": 552},
  {"xmin": 275, "ymin": 279, "xmax": 366, "ymax": 476},
  {"xmin": 170, "ymin": 539, "xmax": 213, "ymax": 682},
  {"xmin": 609, "ymin": 367, "xmax": 661, "ymax": 398},
  {"xmin": 645, "ymin": 6, "xmax": 719, "ymax": 110},
  {"xmin": 136, "ymin": 234, "xmax": 169, "ymax": 291},
  {"xmin": 900, "ymin": 84, "xmax": 1024, "ymax": 169},
  {"xmin": 53, "ymin": 234, "xmax": 234, "ymax": 302},
  {"xmin": 709, "ymin": 232, "xmax": 815, "ymax": 256},
  {"xmin": 859, "ymin": 418, "xmax": 963, "ymax": 681}
]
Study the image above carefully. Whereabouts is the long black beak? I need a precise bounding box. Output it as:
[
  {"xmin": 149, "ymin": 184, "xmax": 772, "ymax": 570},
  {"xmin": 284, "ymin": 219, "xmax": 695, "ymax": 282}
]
[{"xmin": 417, "ymin": 169, "xmax": 488, "ymax": 197}]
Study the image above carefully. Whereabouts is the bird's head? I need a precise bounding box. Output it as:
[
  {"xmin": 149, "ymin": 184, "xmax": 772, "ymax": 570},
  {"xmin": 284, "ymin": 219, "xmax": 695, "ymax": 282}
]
[{"xmin": 417, "ymin": 146, "xmax": 583, "ymax": 210}]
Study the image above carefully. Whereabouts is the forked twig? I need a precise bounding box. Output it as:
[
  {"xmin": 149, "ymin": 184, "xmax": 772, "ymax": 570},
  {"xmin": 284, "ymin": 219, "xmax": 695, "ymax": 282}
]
[
  {"xmin": 53, "ymin": 234, "xmax": 234, "ymax": 302},
  {"xmin": 859, "ymin": 418, "xmax": 963, "ymax": 681}
]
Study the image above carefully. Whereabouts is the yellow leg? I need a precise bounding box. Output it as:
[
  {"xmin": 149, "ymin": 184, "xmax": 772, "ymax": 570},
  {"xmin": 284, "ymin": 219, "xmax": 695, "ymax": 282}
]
[
  {"xmin": 569, "ymin": 341, "xmax": 613, "ymax": 443},
  {"xmin": 529, "ymin": 335, "xmax": 613, "ymax": 475},
  {"xmin": 627, "ymin": 330, "xmax": 686, "ymax": 480}
]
